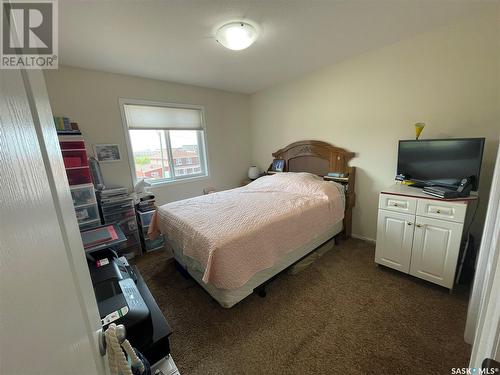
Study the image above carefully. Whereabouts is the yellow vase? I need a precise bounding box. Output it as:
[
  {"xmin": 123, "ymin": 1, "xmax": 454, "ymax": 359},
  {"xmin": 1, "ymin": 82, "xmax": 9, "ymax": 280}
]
[{"xmin": 414, "ymin": 122, "xmax": 425, "ymax": 140}]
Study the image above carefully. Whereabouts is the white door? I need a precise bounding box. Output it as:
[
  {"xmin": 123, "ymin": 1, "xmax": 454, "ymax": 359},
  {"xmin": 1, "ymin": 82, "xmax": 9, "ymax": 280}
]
[
  {"xmin": 375, "ymin": 210, "xmax": 415, "ymax": 273},
  {"xmin": 409, "ymin": 216, "xmax": 463, "ymax": 289},
  {"xmin": 0, "ymin": 67, "xmax": 107, "ymax": 374}
]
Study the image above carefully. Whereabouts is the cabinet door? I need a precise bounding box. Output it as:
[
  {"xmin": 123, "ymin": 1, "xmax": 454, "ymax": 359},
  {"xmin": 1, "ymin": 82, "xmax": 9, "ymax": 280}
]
[
  {"xmin": 375, "ymin": 210, "xmax": 415, "ymax": 273},
  {"xmin": 409, "ymin": 216, "xmax": 463, "ymax": 288}
]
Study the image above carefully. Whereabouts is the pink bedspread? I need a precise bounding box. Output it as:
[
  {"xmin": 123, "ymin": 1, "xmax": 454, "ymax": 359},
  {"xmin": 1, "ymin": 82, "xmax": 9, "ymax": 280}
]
[{"xmin": 153, "ymin": 173, "xmax": 345, "ymax": 290}]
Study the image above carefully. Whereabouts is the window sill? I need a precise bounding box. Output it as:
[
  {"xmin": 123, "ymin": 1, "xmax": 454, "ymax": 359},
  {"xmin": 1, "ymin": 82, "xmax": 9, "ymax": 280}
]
[{"xmin": 145, "ymin": 174, "xmax": 210, "ymax": 189}]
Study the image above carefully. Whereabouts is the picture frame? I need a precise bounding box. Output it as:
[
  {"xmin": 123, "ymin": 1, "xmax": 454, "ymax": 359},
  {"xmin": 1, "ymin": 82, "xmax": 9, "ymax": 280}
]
[
  {"xmin": 93, "ymin": 144, "xmax": 121, "ymax": 162},
  {"xmin": 271, "ymin": 159, "xmax": 285, "ymax": 172}
]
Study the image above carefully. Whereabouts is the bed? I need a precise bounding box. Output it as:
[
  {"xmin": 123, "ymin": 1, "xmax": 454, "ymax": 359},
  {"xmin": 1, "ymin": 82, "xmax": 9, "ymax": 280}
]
[{"xmin": 150, "ymin": 140, "xmax": 356, "ymax": 308}]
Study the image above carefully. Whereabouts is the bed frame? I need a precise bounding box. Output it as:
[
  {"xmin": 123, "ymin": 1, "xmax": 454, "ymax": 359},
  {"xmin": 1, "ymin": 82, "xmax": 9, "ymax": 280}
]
[
  {"xmin": 169, "ymin": 140, "xmax": 356, "ymax": 306},
  {"xmin": 270, "ymin": 140, "xmax": 356, "ymax": 237}
]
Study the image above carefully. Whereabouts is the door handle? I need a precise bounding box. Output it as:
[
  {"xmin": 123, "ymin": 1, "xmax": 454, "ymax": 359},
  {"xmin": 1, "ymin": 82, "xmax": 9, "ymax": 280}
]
[
  {"xmin": 407, "ymin": 222, "xmax": 413, "ymax": 226},
  {"xmin": 416, "ymin": 224, "xmax": 425, "ymax": 228}
]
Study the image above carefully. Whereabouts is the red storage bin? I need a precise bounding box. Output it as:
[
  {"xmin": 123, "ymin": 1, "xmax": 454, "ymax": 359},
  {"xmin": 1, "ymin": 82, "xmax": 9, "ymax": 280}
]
[
  {"xmin": 66, "ymin": 167, "xmax": 92, "ymax": 185},
  {"xmin": 59, "ymin": 140, "xmax": 85, "ymax": 150},
  {"xmin": 62, "ymin": 150, "xmax": 88, "ymax": 168}
]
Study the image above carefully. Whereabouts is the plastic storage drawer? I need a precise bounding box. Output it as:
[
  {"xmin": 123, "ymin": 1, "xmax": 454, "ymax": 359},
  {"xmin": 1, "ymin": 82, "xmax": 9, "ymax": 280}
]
[
  {"xmin": 75, "ymin": 204, "xmax": 99, "ymax": 223},
  {"xmin": 103, "ymin": 208, "xmax": 135, "ymax": 224},
  {"xmin": 101, "ymin": 200, "xmax": 134, "ymax": 216},
  {"xmin": 144, "ymin": 235, "xmax": 164, "ymax": 252},
  {"xmin": 66, "ymin": 167, "xmax": 92, "ymax": 185},
  {"xmin": 71, "ymin": 184, "xmax": 96, "ymax": 206},
  {"xmin": 138, "ymin": 210, "xmax": 155, "ymax": 226},
  {"xmin": 79, "ymin": 219, "xmax": 101, "ymax": 231},
  {"xmin": 116, "ymin": 232, "xmax": 140, "ymax": 251},
  {"xmin": 117, "ymin": 216, "xmax": 138, "ymax": 235},
  {"xmin": 59, "ymin": 140, "xmax": 85, "ymax": 150},
  {"xmin": 62, "ymin": 149, "xmax": 88, "ymax": 168}
]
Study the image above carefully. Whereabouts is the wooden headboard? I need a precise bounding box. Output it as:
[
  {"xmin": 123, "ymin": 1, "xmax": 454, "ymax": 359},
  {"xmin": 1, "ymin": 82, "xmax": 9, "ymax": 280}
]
[
  {"xmin": 272, "ymin": 140, "xmax": 354, "ymax": 176},
  {"xmin": 271, "ymin": 140, "xmax": 356, "ymax": 238}
]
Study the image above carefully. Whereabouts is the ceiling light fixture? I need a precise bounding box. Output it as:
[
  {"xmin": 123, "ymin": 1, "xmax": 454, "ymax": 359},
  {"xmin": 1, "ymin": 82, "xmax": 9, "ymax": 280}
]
[{"xmin": 215, "ymin": 21, "xmax": 258, "ymax": 51}]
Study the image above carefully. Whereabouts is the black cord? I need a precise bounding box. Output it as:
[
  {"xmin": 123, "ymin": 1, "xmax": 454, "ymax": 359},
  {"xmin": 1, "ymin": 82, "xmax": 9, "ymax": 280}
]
[{"xmin": 464, "ymin": 196, "xmax": 480, "ymax": 239}]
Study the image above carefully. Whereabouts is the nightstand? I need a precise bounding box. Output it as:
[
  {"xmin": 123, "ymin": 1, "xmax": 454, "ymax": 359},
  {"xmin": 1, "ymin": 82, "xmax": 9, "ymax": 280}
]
[{"xmin": 323, "ymin": 171, "xmax": 356, "ymax": 238}]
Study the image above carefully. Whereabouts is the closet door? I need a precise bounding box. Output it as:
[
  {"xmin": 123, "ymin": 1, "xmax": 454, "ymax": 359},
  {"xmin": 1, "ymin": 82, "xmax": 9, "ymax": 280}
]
[
  {"xmin": 375, "ymin": 210, "xmax": 415, "ymax": 273},
  {"xmin": 409, "ymin": 216, "xmax": 463, "ymax": 288}
]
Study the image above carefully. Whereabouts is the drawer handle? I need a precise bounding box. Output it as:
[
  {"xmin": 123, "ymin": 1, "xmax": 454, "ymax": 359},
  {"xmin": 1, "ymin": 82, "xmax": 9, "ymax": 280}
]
[
  {"xmin": 393, "ymin": 203, "xmax": 399, "ymax": 207},
  {"xmin": 437, "ymin": 209, "xmax": 441, "ymax": 214}
]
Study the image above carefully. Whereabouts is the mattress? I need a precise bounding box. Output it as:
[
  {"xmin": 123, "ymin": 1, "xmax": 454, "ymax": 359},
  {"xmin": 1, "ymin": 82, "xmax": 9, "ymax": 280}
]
[
  {"xmin": 169, "ymin": 219, "xmax": 343, "ymax": 308},
  {"xmin": 152, "ymin": 172, "xmax": 345, "ymax": 305}
]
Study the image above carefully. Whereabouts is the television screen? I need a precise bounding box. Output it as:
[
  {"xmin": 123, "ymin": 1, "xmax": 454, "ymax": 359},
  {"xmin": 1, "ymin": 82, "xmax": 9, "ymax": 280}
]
[{"xmin": 397, "ymin": 138, "xmax": 485, "ymax": 190}]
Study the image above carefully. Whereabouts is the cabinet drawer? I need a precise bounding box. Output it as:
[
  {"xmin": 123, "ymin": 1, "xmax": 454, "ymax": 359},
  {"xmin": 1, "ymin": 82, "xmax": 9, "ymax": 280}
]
[
  {"xmin": 416, "ymin": 199, "xmax": 467, "ymax": 223},
  {"xmin": 379, "ymin": 194, "xmax": 417, "ymax": 214}
]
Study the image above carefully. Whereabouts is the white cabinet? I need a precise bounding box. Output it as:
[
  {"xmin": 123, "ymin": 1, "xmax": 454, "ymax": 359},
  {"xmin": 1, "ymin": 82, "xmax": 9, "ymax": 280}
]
[{"xmin": 375, "ymin": 184, "xmax": 475, "ymax": 289}]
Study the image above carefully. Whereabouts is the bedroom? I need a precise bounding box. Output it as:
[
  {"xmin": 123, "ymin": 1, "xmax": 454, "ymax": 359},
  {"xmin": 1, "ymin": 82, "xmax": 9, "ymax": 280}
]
[{"xmin": 1, "ymin": 0, "xmax": 499, "ymax": 374}]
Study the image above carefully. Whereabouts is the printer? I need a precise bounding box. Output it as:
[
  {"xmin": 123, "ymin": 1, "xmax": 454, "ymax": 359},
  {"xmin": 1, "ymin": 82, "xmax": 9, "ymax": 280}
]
[{"xmin": 88, "ymin": 249, "xmax": 172, "ymax": 364}]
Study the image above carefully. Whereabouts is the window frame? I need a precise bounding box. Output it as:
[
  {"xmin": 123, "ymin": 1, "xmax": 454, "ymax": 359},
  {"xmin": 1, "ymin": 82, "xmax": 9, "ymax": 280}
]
[{"xmin": 119, "ymin": 98, "xmax": 210, "ymax": 187}]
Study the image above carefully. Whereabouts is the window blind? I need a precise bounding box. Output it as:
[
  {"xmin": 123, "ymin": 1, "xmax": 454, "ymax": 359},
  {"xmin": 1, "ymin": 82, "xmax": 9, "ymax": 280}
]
[{"xmin": 124, "ymin": 104, "xmax": 203, "ymax": 130}]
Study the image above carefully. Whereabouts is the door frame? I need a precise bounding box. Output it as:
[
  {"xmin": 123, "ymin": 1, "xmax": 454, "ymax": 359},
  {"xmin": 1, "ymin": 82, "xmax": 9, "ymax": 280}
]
[{"xmin": 468, "ymin": 144, "xmax": 500, "ymax": 367}]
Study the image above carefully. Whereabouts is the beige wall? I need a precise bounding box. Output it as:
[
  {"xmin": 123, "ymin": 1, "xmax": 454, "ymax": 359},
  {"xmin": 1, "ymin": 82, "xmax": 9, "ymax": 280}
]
[
  {"xmin": 44, "ymin": 66, "xmax": 251, "ymax": 204},
  {"xmin": 250, "ymin": 11, "xmax": 500, "ymax": 241}
]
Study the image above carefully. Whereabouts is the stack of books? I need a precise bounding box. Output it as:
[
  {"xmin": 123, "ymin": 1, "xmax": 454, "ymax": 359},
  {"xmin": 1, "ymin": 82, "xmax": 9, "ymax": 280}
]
[
  {"xmin": 324, "ymin": 172, "xmax": 349, "ymax": 182},
  {"xmin": 96, "ymin": 186, "xmax": 129, "ymax": 204},
  {"xmin": 54, "ymin": 116, "xmax": 81, "ymax": 134}
]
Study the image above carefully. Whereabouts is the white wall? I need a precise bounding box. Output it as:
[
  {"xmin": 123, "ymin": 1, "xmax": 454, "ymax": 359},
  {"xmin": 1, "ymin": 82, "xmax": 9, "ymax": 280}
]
[
  {"xmin": 250, "ymin": 10, "xmax": 500, "ymax": 241},
  {"xmin": 44, "ymin": 66, "xmax": 251, "ymax": 204}
]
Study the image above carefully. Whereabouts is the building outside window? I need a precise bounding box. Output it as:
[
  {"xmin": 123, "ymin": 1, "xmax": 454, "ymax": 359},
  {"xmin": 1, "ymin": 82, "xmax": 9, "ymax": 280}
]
[{"xmin": 121, "ymin": 100, "xmax": 208, "ymax": 185}]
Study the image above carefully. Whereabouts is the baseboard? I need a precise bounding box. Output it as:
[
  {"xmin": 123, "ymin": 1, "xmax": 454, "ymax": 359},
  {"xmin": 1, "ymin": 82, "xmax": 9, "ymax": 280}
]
[{"xmin": 351, "ymin": 233, "xmax": 376, "ymax": 244}]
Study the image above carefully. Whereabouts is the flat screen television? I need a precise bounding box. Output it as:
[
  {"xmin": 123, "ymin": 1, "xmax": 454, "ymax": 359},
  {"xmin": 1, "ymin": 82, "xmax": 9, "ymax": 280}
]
[{"xmin": 397, "ymin": 138, "xmax": 485, "ymax": 190}]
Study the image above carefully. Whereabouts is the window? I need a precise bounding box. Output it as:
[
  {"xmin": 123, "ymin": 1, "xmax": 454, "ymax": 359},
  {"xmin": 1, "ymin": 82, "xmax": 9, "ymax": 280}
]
[{"xmin": 121, "ymin": 100, "xmax": 208, "ymax": 185}]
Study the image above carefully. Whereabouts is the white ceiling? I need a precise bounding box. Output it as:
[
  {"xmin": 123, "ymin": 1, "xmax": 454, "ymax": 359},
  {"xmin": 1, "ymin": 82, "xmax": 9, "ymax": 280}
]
[{"xmin": 59, "ymin": 0, "xmax": 494, "ymax": 94}]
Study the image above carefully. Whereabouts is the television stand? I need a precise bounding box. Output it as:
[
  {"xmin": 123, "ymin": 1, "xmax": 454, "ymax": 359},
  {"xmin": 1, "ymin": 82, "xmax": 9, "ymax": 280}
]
[{"xmin": 374, "ymin": 183, "xmax": 477, "ymax": 290}]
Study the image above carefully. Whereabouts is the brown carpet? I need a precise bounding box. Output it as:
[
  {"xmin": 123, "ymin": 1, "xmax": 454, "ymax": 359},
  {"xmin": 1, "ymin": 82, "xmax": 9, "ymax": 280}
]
[{"xmin": 133, "ymin": 238, "xmax": 471, "ymax": 375}]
